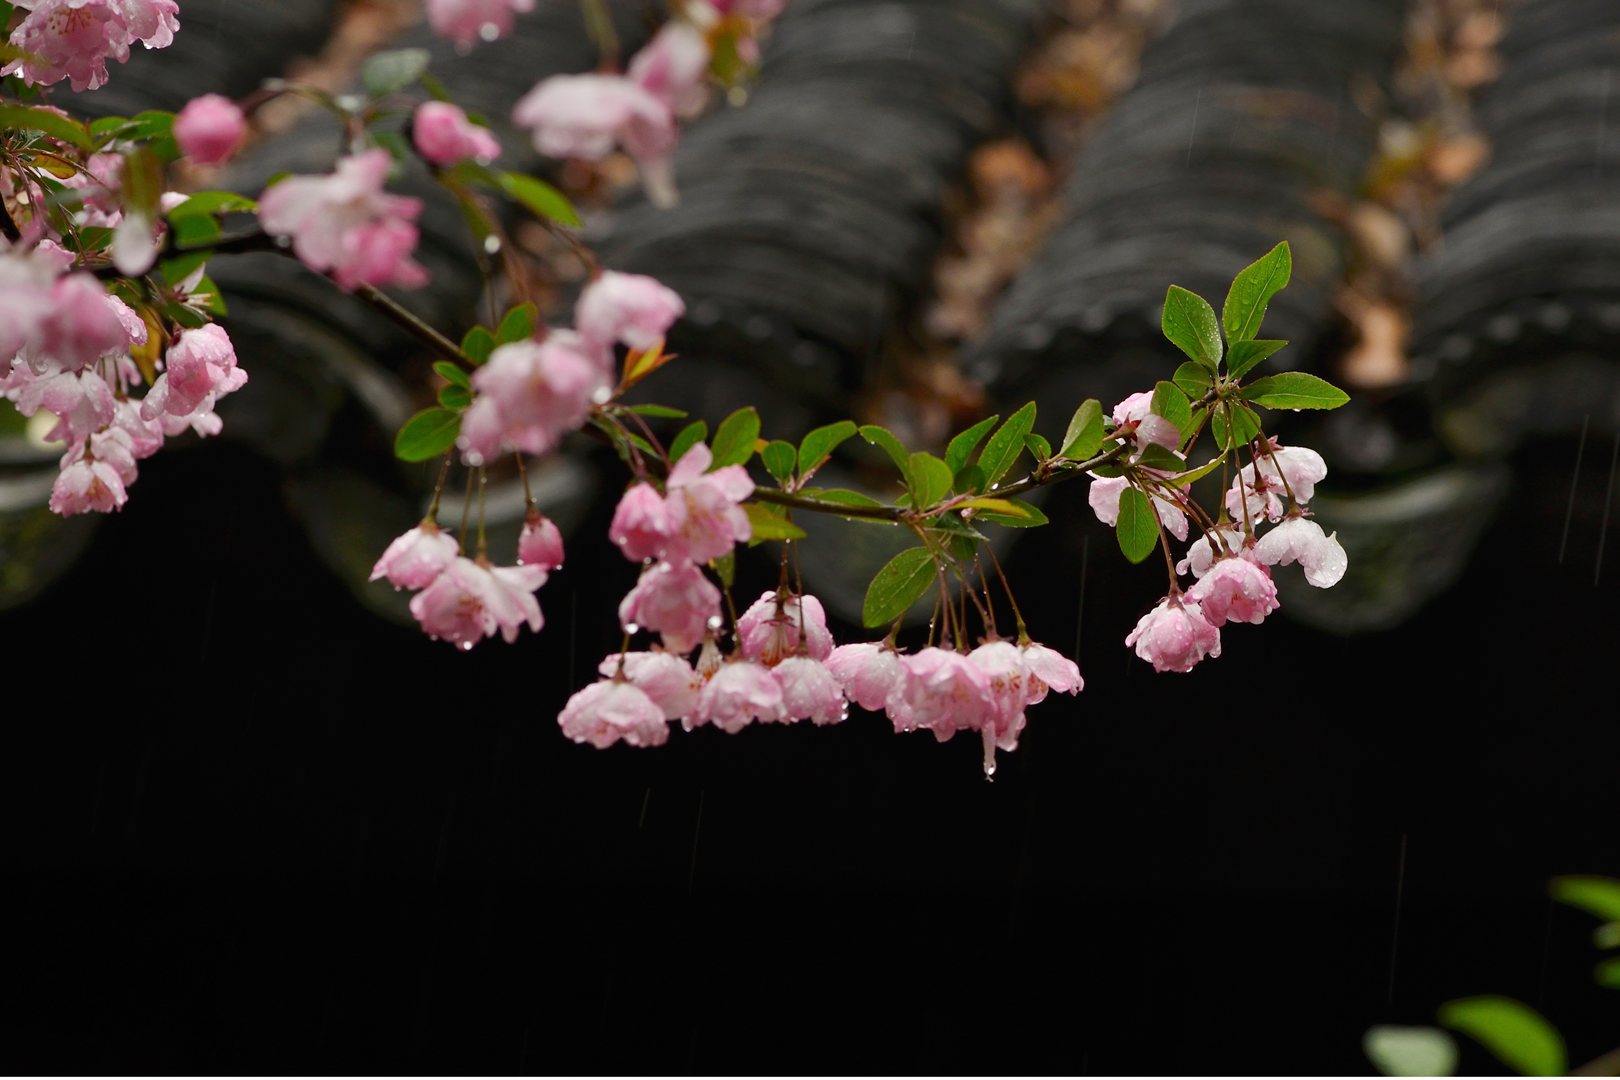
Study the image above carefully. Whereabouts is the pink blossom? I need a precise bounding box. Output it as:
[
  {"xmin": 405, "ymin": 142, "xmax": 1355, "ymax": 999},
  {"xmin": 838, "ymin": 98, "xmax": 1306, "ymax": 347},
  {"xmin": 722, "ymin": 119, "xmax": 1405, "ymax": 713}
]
[
  {"xmin": 736, "ymin": 590, "xmax": 834, "ymax": 666},
  {"xmin": 694, "ymin": 659, "xmax": 784, "ymax": 733},
  {"xmin": 409, "ymin": 556, "xmax": 545, "ymax": 648},
  {"xmin": 609, "ymin": 482, "xmax": 675, "ymax": 562},
  {"xmin": 967, "ymin": 640, "xmax": 1031, "ymax": 736},
  {"xmin": 3, "ymin": 0, "xmax": 180, "ymax": 92},
  {"xmin": 618, "ymin": 559, "xmax": 720, "ymax": 655},
  {"xmin": 140, "ymin": 324, "xmax": 245, "ymax": 422},
  {"xmin": 628, "ymin": 20, "xmax": 712, "ymax": 118},
  {"xmin": 425, "ymin": 0, "xmax": 535, "ymax": 48},
  {"xmin": 1125, "ymin": 597, "xmax": 1221, "ymax": 673},
  {"xmin": 1021, "ymin": 641, "xmax": 1082, "ymax": 704},
  {"xmin": 775, "ymin": 656, "xmax": 847, "ymax": 725},
  {"xmin": 1112, "ymin": 390, "xmax": 1181, "ymax": 451},
  {"xmin": 257, "ymin": 149, "xmax": 429, "ymax": 291},
  {"xmin": 1227, "ymin": 440, "xmax": 1329, "ymax": 523},
  {"xmin": 30, "ymin": 273, "xmax": 133, "ymax": 372},
  {"xmin": 891, "ymin": 647, "xmax": 994, "ymax": 738},
  {"xmin": 412, "ymin": 101, "xmax": 501, "ymax": 166},
  {"xmin": 662, "ymin": 441, "xmax": 754, "ymax": 563},
  {"xmin": 598, "ymin": 651, "xmax": 702, "ymax": 721},
  {"xmin": 575, "ymin": 270, "xmax": 685, "ymax": 354},
  {"xmin": 1086, "ymin": 475, "xmax": 1189, "ymax": 542},
  {"xmin": 558, "ymin": 679, "xmax": 669, "ymax": 749},
  {"xmin": 826, "ymin": 642, "xmax": 903, "ymax": 712},
  {"xmin": 518, "ymin": 512, "xmax": 565, "ymax": 571},
  {"xmin": 1175, "ymin": 525, "xmax": 1247, "ymax": 579},
  {"xmin": 1253, "ymin": 516, "xmax": 1347, "ymax": 588},
  {"xmin": 0, "ymin": 246, "xmax": 64, "ymax": 371},
  {"xmin": 109, "ymin": 399, "xmax": 163, "ymax": 458},
  {"xmin": 14, "ymin": 367, "xmax": 114, "ymax": 442},
  {"xmin": 1184, "ymin": 553, "xmax": 1278, "ymax": 627},
  {"xmin": 173, "ymin": 94, "xmax": 246, "ymax": 166},
  {"xmin": 458, "ymin": 332, "xmax": 606, "ymax": 465},
  {"xmin": 370, "ymin": 521, "xmax": 459, "ymax": 590},
  {"xmin": 49, "ymin": 455, "xmax": 125, "ymax": 515},
  {"xmin": 511, "ymin": 73, "xmax": 678, "ymax": 204}
]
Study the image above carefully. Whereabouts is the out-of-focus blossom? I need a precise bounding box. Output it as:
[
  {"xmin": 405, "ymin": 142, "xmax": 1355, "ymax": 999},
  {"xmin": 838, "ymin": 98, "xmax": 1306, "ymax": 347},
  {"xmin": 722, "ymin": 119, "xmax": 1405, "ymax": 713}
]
[
  {"xmin": 412, "ymin": 101, "xmax": 501, "ymax": 166},
  {"xmin": 140, "ymin": 324, "xmax": 245, "ymax": 421},
  {"xmin": 370, "ymin": 521, "xmax": 459, "ymax": 590},
  {"xmin": 558, "ymin": 678, "xmax": 669, "ymax": 749},
  {"xmin": 517, "ymin": 512, "xmax": 565, "ymax": 571},
  {"xmin": 736, "ymin": 590, "xmax": 834, "ymax": 666},
  {"xmin": 3, "ymin": 0, "xmax": 180, "ymax": 92},
  {"xmin": 661, "ymin": 441, "xmax": 753, "ymax": 563},
  {"xmin": 425, "ymin": 0, "xmax": 535, "ymax": 49},
  {"xmin": 694, "ymin": 659, "xmax": 784, "ymax": 733},
  {"xmin": 826, "ymin": 642, "xmax": 903, "ymax": 712},
  {"xmin": 618, "ymin": 559, "xmax": 721, "ymax": 655},
  {"xmin": 628, "ymin": 20, "xmax": 712, "ymax": 118},
  {"xmin": 31, "ymin": 273, "xmax": 134, "ymax": 371},
  {"xmin": 410, "ymin": 555, "xmax": 544, "ymax": 648},
  {"xmin": 0, "ymin": 247, "xmax": 62, "ymax": 372},
  {"xmin": 775, "ymin": 656, "xmax": 847, "ymax": 725},
  {"xmin": 173, "ymin": 94, "xmax": 246, "ymax": 166},
  {"xmin": 458, "ymin": 332, "xmax": 606, "ymax": 465},
  {"xmin": 599, "ymin": 651, "xmax": 702, "ymax": 721},
  {"xmin": 609, "ymin": 481, "xmax": 675, "ymax": 562},
  {"xmin": 575, "ymin": 270, "xmax": 685, "ymax": 355},
  {"xmin": 511, "ymin": 73, "xmax": 678, "ymax": 205},
  {"xmin": 1253, "ymin": 515, "xmax": 1347, "ymax": 588},
  {"xmin": 257, "ymin": 149, "xmax": 429, "ymax": 291},
  {"xmin": 1125, "ymin": 597, "xmax": 1221, "ymax": 673},
  {"xmin": 1184, "ymin": 553, "xmax": 1278, "ymax": 627},
  {"xmin": 1087, "ymin": 474, "xmax": 1189, "ymax": 542},
  {"xmin": 14, "ymin": 367, "xmax": 114, "ymax": 442}
]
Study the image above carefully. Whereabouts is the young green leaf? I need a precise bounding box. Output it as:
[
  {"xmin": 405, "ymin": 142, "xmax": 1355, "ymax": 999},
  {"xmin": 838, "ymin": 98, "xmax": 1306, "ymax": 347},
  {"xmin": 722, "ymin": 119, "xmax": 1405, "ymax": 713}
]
[
  {"xmin": 626, "ymin": 404, "xmax": 687, "ymax": 418},
  {"xmin": 743, "ymin": 502, "xmax": 807, "ymax": 541},
  {"xmin": 1548, "ymin": 875, "xmax": 1620, "ymax": 923},
  {"xmin": 437, "ymin": 384, "xmax": 472, "ymax": 410},
  {"xmin": 1162, "ymin": 285, "xmax": 1223, "ymax": 368},
  {"xmin": 859, "ymin": 424, "xmax": 912, "ymax": 477},
  {"xmin": 710, "ymin": 407, "xmax": 761, "ymax": 469},
  {"xmin": 1225, "ymin": 338, "xmax": 1288, "ymax": 379},
  {"xmin": 495, "ymin": 302, "xmax": 537, "ymax": 344},
  {"xmin": 360, "ymin": 47, "xmax": 431, "ymax": 96},
  {"xmin": 461, "ymin": 325, "xmax": 496, "ymax": 365},
  {"xmin": 1222, "ymin": 240, "xmax": 1291, "ymax": 344},
  {"xmin": 669, "ymin": 420, "xmax": 707, "ymax": 464},
  {"xmin": 977, "ymin": 401, "xmax": 1037, "ymax": 488},
  {"xmin": 1437, "ymin": 997, "xmax": 1564, "ymax": 1078},
  {"xmin": 762, "ymin": 440, "xmax": 797, "ymax": 484},
  {"xmin": 1059, "ymin": 399, "xmax": 1104, "ymax": 460},
  {"xmin": 433, "ymin": 360, "xmax": 471, "ymax": 389},
  {"xmin": 88, "ymin": 115, "xmax": 130, "ymax": 139},
  {"xmin": 394, "ymin": 407, "xmax": 462, "ymax": 462},
  {"xmin": 907, "ymin": 452, "xmax": 953, "ymax": 509},
  {"xmin": 1024, "ymin": 432, "xmax": 1052, "ymax": 461},
  {"xmin": 497, "ymin": 171, "xmax": 583, "ymax": 227},
  {"xmin": 1241, "ymin": 371, "xmax": 1350, "ymax": 410},
  {"xmin": 1171, "ymin": 361, "xmax": 1212, "ymax": 398},
  {"xmin": 1150, "ymin": 380, "xmax": 1192, "ymax": 436},
  {"xmin": 797, "ymin": 420, "xmax": 858, "ymax": 475},
  {"xmin": 861, "ymin": 546, "xmax": 937, "ymax": 627},
  {"xmin": 1115, "ymin": 487, "xmax": 1158, "ymax": 563},
  {"xmin": 625, "ymin": 431, "xmax": 657, "ymax": 456},
  {"xmin": 944, "ymin": 414, "xmax": 999, "ymax": 475},
  {"xmin": 126, "ymin": 110, "xmax": 176, "ymax": 141}
]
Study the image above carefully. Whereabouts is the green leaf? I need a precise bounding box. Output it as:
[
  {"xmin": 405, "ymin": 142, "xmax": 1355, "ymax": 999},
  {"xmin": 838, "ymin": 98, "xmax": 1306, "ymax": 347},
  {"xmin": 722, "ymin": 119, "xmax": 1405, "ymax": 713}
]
[
  {"xmin": 437, "ymin": 384, "xmax": 472, "ymax": 410},
  {"xmin": 497, "ymin": 171, "xmax": 582, "ymax": 227},
  {"xmin": 625, "ymin": 431, "xmax": 657, "ymax": 456},
  {"xmin": 1134, "ymin": 443, "xmax": 1185, "ymax": 472},
  {"xmin": 162, "ymin": 299, "xmax": 207, "ymax": 329},
  {"xmin": 1162, "ymin": 285, "xmax": 1223, "ymax": 369},
  {"xmin": 977, "ymin": 401, "xmax": 1037, "ymax": 488},
  {"xmin": 1168, "ymin": 450, "xmax": 1228, "ymax": 486},
  {"xmin": 1438, "ymin": 997, "xmax": 1564, "ymax": 1077},
  {"xmin": 1242, "ymin": 371, "xmax": 1351, "ymax": 411},
  {"xmin": 372, "ymin": 129, "xmax": 410, "ymax": 162},
  {"xmin": 710, "ymin": 551, "xmax": 735, "ymax": 588},
  {"xmin": 433, "ymin": 361, "xmax": 471, "ymax": 389},
  {"xmin": 1364, "ymin": 1026, "xmax": 1458, "ymax": 1077},
  {"xmin": 1059, "ymin": 399, "xmax": 1104, "ymax": 460},
  {"xmin": 496, "ymin": 302, "xmax": 537, "ymax": 344},
  {"xmin": 158, "ymin": 250, "xmax": 210, "ymax": 286},
  {"xmin": 265, "ymin": 171, "xmax": 293, "ymax": 189},
  {"xmin": 907, "ymin": 452, "xmax": 953, "ymax": 509},
  {"xmin": 1024, "ymin": 432, "xmax": 1052, "ymax": 461},
  {"xmin": 460, "ymin": 326, "xmax": 495, "ymax": 365},
  {"xmin": 762, "ymin": 440, "xmax": 797, "ymax": 484},
  {"xmin": 1182, "ymin": 406, "xmax": 1209, "ymax": 448},
  {"xmin": 167, "ymin": 190, "xmax": 258, "ymax": 218},
  {"xmin": 953, "ymin": 464, "xmax": 986, "ymax": 494},
  {"xmin": 1549, "ymin": 875, "xmax": 1620, "ymax": 923},
  {"xmin": 71, "ymin": 226, "xmax": 114, "ymax": 254},
  {"xmin": 1212, "ymin": 402, "xmax": 1261, "ymax": 451},
  {"xmin": 1226, "ymin": 338, "xmax": 1288, "ymax": 379},
  {"xmin": 1222, "ymin": 240, "xmax": 1292, "ymax": 344},
  {"xmin": 977, "ymin": 497, "xmax": 1048, "ymax": 528},
  {"xmin": 0, "ymin": 102, "xmax": 94, "ymax": 150},
  {"xmin": 710, "ymin": 407, "xmax": 760, "ymax": 469},
  {"xmin": 1115, "ymin": 487, "xmax": 1158, "ymax": 564},
  {"xmin": 802, "ymin": 488, "xmax": 885, "ymax": 511},
  {"xmin": 626, "ymin": 404, "xmax": 686, "ymax": 418},
  {"xmin": 361, "ymin": 47, "xmax": 431, "ymax": 97},
  {"xmin": 88, "ymin": 115, "xmax": 130, "ymax": 139},
  {"xmin": 859, "ymin": 424, "xmax": 911, "ymax": 478},
  {"xmin": 1598, "ymin": 958, "xmax": 1620, "ymax": 989},
  {"xmin": 797, "ymin": 420, "xmax": 858, "ymax": 475},
  {"xmin": 394, "ymin": 407, "xmax": 462, "ymax": 462},
  {"xmin": 170, "ymin": 213, "xmax": 222, "ymax": 250},
  {"xmin": 669, "ymin": 420, "xmax": 707, "ymax": 465},
  {"xmin": 1172, "ymin": 361, "xmax": 1212, "ymax": 398},
  {"xmin": 944, "ymin": 414, "xmax": 999, "ymax": 475},
  {"xmin": 861, "ymin": 546, "xmax": 937, "ymax": 627},
  {"xmin": 125, "ymin": 110, "xmax": 175, "ymax": 142},
  {"xmin": 743, "ymin": 502, "xmax": 807, "ymax": 541},
  {"xmin": 1151, "ymin": 380, "xmax": 1192, "ymax": 436}
]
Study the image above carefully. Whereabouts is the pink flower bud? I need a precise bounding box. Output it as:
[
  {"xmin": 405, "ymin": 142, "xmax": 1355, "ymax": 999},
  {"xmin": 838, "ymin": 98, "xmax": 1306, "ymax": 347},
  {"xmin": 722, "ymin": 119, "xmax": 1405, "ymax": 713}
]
[
  {"xmin": 518, "ymin": 513, "xmax": 565, "ymax": 570},
  {"xmin": 173, "ymin": 94, "xmax": 246, "ymax": 166},
  {"xmin": 1125, "ymin": 597, "xmax": 1221, "ymax": 673},
  {"xmin": 141, "ymin": 324, "xmax": 246, "ymax": 421},
  {"xmin": 826, "ymin": 642, "xmax": 903, "ymax": 713},
  {"xmin": 558, "ymin": 679, "xmax": 669, "ymax": 749},
  {"xmin": 370, "ymin": 522, "xmax": 460, "ymax": 590},
  {"xmin": 737, "ymin": 590, "xmax": 835, "ymax": 666},
  {"xmin": 609, "ymin": 482, "xmax": 675, "ymax": 562},
  {"xmin": 1184, "ymin": 553, "xmax": 1279, "ymax": 627},
  {"xmin": 576, "ymin": 270, "xmax": 685, "ymax": 354},
  {"xmin": 412, "ymin": 101, "xmax": 502, "ymax": 166}
]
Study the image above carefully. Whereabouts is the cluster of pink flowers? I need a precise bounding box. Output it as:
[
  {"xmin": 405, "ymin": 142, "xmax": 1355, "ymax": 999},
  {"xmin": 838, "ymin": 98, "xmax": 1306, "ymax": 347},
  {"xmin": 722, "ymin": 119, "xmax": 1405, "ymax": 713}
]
[
  {"xmin": 371, "ymin": 510, "xmax": 566, "ymax": 649},
  {"xmin": 1086, "ymin": 393, "xmax": 1348, "ymax": 674},
  {"xmin": 2, "ymin": 0, "xmax": 180, "ymax": 93},
  {"xmin": 511, "ymin": 0, "xmax": 787, "ymax": 207}
]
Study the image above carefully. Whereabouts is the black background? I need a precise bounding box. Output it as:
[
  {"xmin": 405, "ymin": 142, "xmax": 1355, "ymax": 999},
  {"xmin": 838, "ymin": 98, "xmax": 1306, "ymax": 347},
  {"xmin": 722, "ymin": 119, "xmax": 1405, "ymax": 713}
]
[{"xmin": 6, "ymin": 433, "xmax": 1616, "ymax": 1075}]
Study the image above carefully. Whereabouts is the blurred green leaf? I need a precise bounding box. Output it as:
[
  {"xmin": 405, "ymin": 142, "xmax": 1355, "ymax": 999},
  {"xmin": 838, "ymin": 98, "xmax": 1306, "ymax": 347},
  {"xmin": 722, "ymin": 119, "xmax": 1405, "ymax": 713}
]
[
  {"xmin": 862, "ymin": 546, "xmax": 936, "ymax": 627},
  {"xmin": 496, "ymin": 302, "xmax": 537, "ymax": 344},
  {"xmin": 0, "ymin": 102, "xmax": 94, "ymax": 150},
  {"xmin": 1438, "ymin": 997, "xmax": 1565, "ymax": 1077},
  {"xmin": 460, "ymin": 325, "xmax": 495, "ymax": 365},
  {"xmin": 361, "ymin": 47, "xmax": 431, "ymax": 97},
  {"xmin": 1222, "ymin": 240, "xmax": 1291, "ymax": 344},
  {"xmin": 669, "ymin": 420, "xmax": 707, "ymax": 465},
  {"xmin": 394, "ymin": 407, "xmax": 461, "ymax": 462},
  {"xmin": 1115, "ymin": 487, "xmax": 1157, "ymax": 563},
  {"xmin": 170, "ymin": 213, "xmax": 222, "ymax": 250},
  {"xmin": 626, "ymin": 404, "xmax": 686, "ymax": 418},
  {"xmin": 168, "ymin": 190, "xmax": 258, "ymax": 219},
  {"xmin": 1162, "ymin": 284, "xmax": 1222, "ymax": 368},
  {"xmin": 797, "ymin": 420, "xmax": 857, "ymax": 475},
  {"xmin": 437, "ymin": 384, "xmax": 471, "ymax": 410},
  {"xmin": 762, "ymin": 440, "xmax": 797, "ymax": 484},
  {"xmin": 433, "ymin": 361, "xmax": 471, "ymax": 389},
  {"xmin": 497, "ymin": 171, "xmax": 582, "ymax": 227},
  {"xmin": 743, "ymin": 502, "xmax": 806, "ymax": 541},
  {"xmin": 710, "ymin": 551, "xmax": 735, "ymax": 588},
  {"xmin": 158, "ymin": 250, "xmax": 210, "ymax": 286},
  {"xmin": 710, "ymin": 407, "xmax": 760, "ymax": 469},
  {"xmin": 1549, "ymin": 876, "xmax": 1620, "ymax": 923}
]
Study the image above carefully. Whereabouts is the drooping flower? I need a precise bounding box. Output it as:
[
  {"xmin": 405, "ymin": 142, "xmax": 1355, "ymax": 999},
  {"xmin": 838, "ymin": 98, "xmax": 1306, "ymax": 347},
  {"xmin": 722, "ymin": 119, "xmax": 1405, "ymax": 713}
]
[
  {"xmin": 425, "ymin": 0, "xmax": 536, "ymax": 49},
  {"xmin": 49, "ymin": 454, "xmax": 126, "ymax": 515},
  {"xmin": 511, "ymin": 73, "xmax": 678, "ymax": 205},
  {"xmin": 608, "ymin": 481, "xmax": 675, "ymax": 562},
  {"xmin": 0, "ymin": 246, "xmax": 64, "ymax": 372},
  {"xmin": 1184, "ymin": 553, "xmax": 1279, "ymax": 627},
  {"xmin": 1020, "ymin": 641, "xmax": 1083, "ymax": 704},
  {"xmin": 140, "ymin": 324, "xmax": 246, "ymax": 421},
  {"xmin": 257, "ymin": 149, "xmax": 429, "ymax": 291},
  {"xmin": 29, "ymin": 273, "xmax": 135, "ymax": 372},
  {"xmin": 173, "ymin": 94, "xmax": 246, "ymax": 166},
  {"xmin": 3, "ymin": 0, "xmax": 181, "ymax": 92},
  {"xmin": 1125, "ymin": 597, "xmax": 1221, "ymax": 673},
  {"xmin": 1175, "ymin": 525, "xmax": 1247, "ymax": 579},
  {"xmin": 736, "ymin": 590, "xmax": 835, "ymax": 666},
  {"xmin": 661, "ymin": 441, "xmax": 754, "ymax": 563},
  {"xmin": 891, "ymin": 647, "xmax": 994, "ymax": 739},
  {"xmin": 1253, "ymin": 515, "xmax": 1348, "ymax": 588},
  {"xmin": 558, "ymin": 678, "xmax": 670, "ymax": 749},
  {"xmin": 517, "ymin": 512, "xmax": 565, "ymax": 571},
  {"xmin": 693, "ymin": 659, "xmax": 784, "ymax": 733},
  {"xmin": 628, "ymin": 19, "xmax": 712, "ymax": 118},
  {"xmin": 1227, "ymin": 440, "xmax": 1329, "ymax": 523},
  {"xmin": 14, "ymin": 366, "xmax": 115, "ymax": 443},
  {"xmin": 575, "ymin": 270, "xmax": 685, "ymax": 355},
  {"xmin": 411, "ymin": 101, "xmax": 501, "ymax": 166},
  {"xmin": 409, "ymin": 556, "xmax": 544, "ymax": 648},
  {"xmin": 370, "ymin": 521, "xmax": 460, "ymax": 590},
  {"xmin": 457, "ymin": 332, "xmax": 606, "ymax": 465},
  {"xmin": 1086, "ymin": 475, "xmax": 1189, "ymax": 542},
  {"xmin": 598, "ymin": 651, "xmax": 702, "ymax": 722},
  {"xmin": 826, "ymin": 642, "xmax": 903, "ymax": 712},
  {"xmin": 618, "ymin": 559, "xmax": 721, "ymax": 655},
  {"xmin": 775, "ymin": 656, "xmax": 847, "ymax": 725}
]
